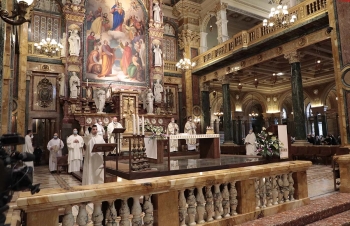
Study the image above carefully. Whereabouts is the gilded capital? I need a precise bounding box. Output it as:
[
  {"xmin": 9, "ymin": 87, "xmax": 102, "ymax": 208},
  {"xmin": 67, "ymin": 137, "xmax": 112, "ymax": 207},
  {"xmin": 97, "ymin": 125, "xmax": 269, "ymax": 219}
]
[
  {"xmin": 26, "ymin": 70, "xmax": 32, "ymax": 81},
  {"xmin": 178, "ymin": 84, "xmax": 183, "ymax": 92},
  {"xmin": 284, "ymin": 51, "xmax": 300, "ymax": 64},
  {"xmin": 200, "ymin": 82, "xmax": 210, "ymax": 91},
  {"xmin": 221, "ymin": 74, "xmax": 230, "ymax": 85},
  {"xmin": 215, "ymin": 2, "xmax": 228, "ymax": 12}
]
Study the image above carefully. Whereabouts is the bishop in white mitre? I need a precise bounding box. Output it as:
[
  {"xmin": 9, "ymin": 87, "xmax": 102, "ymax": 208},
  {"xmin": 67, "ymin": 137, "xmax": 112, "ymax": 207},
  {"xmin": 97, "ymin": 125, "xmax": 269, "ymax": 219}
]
[
  {"xmin": 184, "ymin": 116, "xmax": 197, "ymax": 151},
  {"xmin": 167, "ymin": 117, "xmax": 179, "ymax": 152},
  {"xmin": 82, "ymin": 125, "xmax": 106, "ymax": 185},
  {"xmin": 107, "ymin": 116, "xmax": 123, "ymax": 153},
  {"xmin": 67, "ymin": 128, "xmax": 84, "ymax": 173},
  {"xmin": 47, "ymin": 132, "xmax": 64, "ymax": 172},
  {"xmin": 23, "ymin": 130, "xmax": 34, "ymax": 170}
]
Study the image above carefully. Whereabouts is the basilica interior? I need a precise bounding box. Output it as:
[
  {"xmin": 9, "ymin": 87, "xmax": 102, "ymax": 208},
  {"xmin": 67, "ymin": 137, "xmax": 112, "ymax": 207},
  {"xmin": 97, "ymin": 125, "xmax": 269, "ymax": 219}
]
[{"xmin": 2, "ymin": 0, "xmax": 350, "ymax": 225}]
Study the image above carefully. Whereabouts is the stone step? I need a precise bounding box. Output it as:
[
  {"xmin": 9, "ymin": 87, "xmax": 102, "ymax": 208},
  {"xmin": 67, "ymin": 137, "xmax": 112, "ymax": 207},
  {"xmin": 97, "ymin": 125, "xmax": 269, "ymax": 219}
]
[
  {"xmin": 306, "ymin": 209, "xmax": 350, "ymax": 226},
  {"xmin": 238, "ymin": 193, "xmax": 350, "ymax": 226}
]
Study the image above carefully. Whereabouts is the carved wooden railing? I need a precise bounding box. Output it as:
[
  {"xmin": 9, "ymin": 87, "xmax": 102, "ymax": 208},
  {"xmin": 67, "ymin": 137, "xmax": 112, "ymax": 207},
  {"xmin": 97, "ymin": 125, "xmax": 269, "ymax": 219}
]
[
  {"xmin": 16, "ymin": 161, "xmax": 311, "ymax": 226},
  {"xmin": 27, "ymin": 41, "xmax": 62, "ymax": 59},
  {"xmin": 192, "ymin": 0, "xmax": 328, "ymax": 71},
  {"xmin": 164, "ymin": 61, "xmax": 182, "ymax": 74}
]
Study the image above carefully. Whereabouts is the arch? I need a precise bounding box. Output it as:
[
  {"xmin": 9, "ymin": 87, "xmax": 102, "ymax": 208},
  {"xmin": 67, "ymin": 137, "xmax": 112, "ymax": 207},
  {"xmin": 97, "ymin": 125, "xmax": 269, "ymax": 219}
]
[
  {"xmin": 241, "ymin": 92, "xmax": 267, "ymax": 114},
  {"xmin": 278, "ymin": 90, "xmax": 310, "ymax": 111},
  {"xmin": 209, "ymin": 91, "xmax": 236, "ymax": 119},
  {"xmin": 200, "ymin": 12, "xmax": 217, "ymax": 32},
  {"xmin": 320, "ymin": 82, "xmax": 336, "ymax": 107}
]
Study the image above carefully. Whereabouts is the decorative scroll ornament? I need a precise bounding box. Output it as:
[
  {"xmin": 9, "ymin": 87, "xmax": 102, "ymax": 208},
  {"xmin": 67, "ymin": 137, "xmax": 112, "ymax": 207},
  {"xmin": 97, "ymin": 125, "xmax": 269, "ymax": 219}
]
[{"xmin": 37, "ymin": 78, "xmax": 53, "ymax": 108}]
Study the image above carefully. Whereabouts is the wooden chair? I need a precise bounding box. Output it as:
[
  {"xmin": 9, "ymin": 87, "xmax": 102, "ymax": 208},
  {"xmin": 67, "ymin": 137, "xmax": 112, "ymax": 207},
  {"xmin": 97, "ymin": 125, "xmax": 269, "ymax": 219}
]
[{"xmin": 57, "ymin": 155, "xmax": 69, "ymax": 174}]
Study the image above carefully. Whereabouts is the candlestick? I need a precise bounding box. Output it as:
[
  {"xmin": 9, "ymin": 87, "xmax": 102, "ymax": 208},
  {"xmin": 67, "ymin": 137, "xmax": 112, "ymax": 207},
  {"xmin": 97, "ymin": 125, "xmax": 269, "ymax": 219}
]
[
  {"xmin": 142, "ymin": 116, "xmax": 145, "ymax": 135},
  {"xmin": 137, "ymin": 115, "xmax": 140, "ymax": 135},
  {"xmin": 86, "ymin": 79, "xmax": 88, "ymax": 87},
  {"xmin": 132, "ymin": 114, "xmax": 136, "ymax": 135}
]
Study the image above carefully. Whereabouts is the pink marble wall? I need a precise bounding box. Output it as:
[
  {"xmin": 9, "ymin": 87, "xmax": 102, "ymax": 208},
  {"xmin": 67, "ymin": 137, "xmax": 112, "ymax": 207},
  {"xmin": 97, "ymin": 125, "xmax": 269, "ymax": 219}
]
[{"xmin": 336, "ymin": 0, "xmax": 350, "ymax": 68}]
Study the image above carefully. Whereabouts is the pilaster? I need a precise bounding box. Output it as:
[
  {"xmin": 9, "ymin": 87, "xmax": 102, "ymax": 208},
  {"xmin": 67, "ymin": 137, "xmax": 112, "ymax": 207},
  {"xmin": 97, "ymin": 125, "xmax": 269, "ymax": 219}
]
[
  {"xmin": 199, "ymin": 32, "xmax": 208, "ymax": 54},
  {"xmin": 215, "ymin": 2, "xmax": 229, "ymax": 43}
]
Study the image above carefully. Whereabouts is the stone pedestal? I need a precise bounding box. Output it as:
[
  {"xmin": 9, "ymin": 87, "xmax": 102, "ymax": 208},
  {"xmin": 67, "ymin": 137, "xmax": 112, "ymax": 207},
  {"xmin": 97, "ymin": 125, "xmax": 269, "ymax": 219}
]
[{"xmin": 153, "ymin": 191, "xmax": 179, "ymax": 226}]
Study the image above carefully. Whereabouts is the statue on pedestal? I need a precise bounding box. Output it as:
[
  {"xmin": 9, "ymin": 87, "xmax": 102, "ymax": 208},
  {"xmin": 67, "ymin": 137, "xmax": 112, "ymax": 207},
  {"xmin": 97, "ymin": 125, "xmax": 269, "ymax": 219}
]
[
  {"xmin": 153, "ymin": 1, "xmax": 161, "ymax": 23},
  {"xmin": 69, "ymin": 72, "xmax": 80, "ymax": 98},
  {"xmin": 94, "ymin": 88, "xmax": 106, "ymax": 113},
  {"xmin": 142, "ymin": 89, "xmax": 154, "ymax": 114},
  {"xmin": 153, "ymin": 45, "xmax": 162, "ymax": 67},
  {"xmin": 68, "ymin": 29, "xmax": 81, "ymax": 56},
  {"xmin": 153, "ymin": 79, "xmax": 163, "ymax": 103},
  {"xmin": 58, "ymin": 73, "xmax": 65, "ymax": 97},
  {"xmin": 60, "ymin": 32, "xmax": 67, "ymax": 57}
]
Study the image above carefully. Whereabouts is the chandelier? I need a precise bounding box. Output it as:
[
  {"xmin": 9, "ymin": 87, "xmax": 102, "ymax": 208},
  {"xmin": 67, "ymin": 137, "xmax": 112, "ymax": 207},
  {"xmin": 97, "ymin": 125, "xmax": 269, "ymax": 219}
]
[
  {"xmin": 214, "ymin": 111, "xmax": 223, "ymax": 118},
  {"xmin": 34, "ymin": 31, "xmax": 63, "ymax": 57},
  {"xmin": 263, "ymin": 0, "xmax": 297, "ymax": 29},
  {"xmin": 176, "ymin": 53, "xmax": 196, "ymax": 71},
  {"xmin": 249, "ymin": 94, "xmax": 259, "ymax": 118}
]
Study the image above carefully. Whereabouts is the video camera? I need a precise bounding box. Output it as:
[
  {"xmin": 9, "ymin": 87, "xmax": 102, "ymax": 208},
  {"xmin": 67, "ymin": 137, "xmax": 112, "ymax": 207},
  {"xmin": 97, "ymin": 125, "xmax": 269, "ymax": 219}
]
[{"xmin": 0, "ymin": 134, "xmax": 40, "ymax": 226}]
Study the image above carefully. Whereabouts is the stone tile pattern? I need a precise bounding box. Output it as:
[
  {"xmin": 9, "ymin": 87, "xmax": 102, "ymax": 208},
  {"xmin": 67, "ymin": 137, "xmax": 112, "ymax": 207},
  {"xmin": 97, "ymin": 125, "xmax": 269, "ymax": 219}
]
[
  {"xmin": 306, "ymin": 209, "xmax": 350, "ymax": 226},
  {"xmin": 307, "ymin": 165, "xmax": 335, "ymax": 199},
  {"xmin": 238, "ymin": 193, "xmax": 350, "ymax": 226}
]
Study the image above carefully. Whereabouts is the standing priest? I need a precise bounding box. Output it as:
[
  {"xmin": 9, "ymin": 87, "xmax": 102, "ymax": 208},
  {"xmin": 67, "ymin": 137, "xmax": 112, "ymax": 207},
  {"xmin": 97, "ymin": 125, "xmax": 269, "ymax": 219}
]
[
  {"xmin": 184, "ymin": 116, "xmax": 197, "ymax": 151},
  {"xmin": 167, "ymin": 117, "xmax": 179, "ymax": 152},
  {"xmin": 67, "ymin": 128, "xmax": 84, "ymax": 173},
  {"xmin": 47, "ymin": 133, "xmax": 64, "ymax": 173},
  {"xmin": 82, "ymin": 125, "xmax": 106, "ymax": 185},
  {"xmin": 107, "ymin": 116, "xmax": 123, "ymax": 153}
]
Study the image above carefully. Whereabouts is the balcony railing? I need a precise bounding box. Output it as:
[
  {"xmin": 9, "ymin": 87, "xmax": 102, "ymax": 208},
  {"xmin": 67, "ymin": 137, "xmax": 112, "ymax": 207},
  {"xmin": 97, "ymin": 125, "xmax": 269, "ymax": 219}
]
[
  {"xmin": 164, "ymin": 61, "xmax": 182, "ymax": 74},
  {"xmin": 16, "ymin": 161, "xmax": 311, "ymax": 226},
  {"xmin": 192, "ymin": 0, "xmax": 328, "ymax": 71}
]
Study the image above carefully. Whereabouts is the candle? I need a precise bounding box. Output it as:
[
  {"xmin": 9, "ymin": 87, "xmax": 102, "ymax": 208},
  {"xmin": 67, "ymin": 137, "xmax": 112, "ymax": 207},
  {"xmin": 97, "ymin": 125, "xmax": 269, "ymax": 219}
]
[
  {"xmin": 132, "ymin": 114, "xmax": 135, "ymax": 135},
  {"xmin": 137, "ymin": 115, "xmax": 140, "ymax": 135},
  {"xmin": 86, "ymin": 79, "xmax": 88, "ymax": 87},
  {"xmin": 142, "ymin": 116, "xmax": 145, "ymax": 135}
]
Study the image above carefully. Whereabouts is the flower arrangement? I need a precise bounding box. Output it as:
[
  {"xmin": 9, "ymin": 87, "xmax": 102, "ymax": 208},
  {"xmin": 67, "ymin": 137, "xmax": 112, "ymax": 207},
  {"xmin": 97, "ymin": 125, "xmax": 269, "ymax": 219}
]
[
  {"xmin": 144, "ymin": 122, "xmax": 167, "ymax": 140},
  {"xmin": 255, "ymin": 127, "xmax": 283, "ymax": 157}
]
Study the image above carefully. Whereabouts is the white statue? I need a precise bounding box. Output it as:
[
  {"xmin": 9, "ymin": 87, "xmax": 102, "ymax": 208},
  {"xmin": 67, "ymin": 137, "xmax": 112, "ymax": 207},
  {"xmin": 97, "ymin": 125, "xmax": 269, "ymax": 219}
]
[
  {"xmin": 58, "ymin": 73, "xmax": 65, "ymax": 97},
  {"xmin": 106, "ymin": 87, "xmax": 112, "ymax": 100},
  {"xmin": 143, "ymin": 89, "xmax": 154, "ymax": 114},
  {"xmin": 153, "ymin": 2, "xmax": 161, "ymax": 23},
  {"xmin": 68, "ymin": 29, "xmax": 81, "ymax": 56},
  {"xmin": 153, "ymin": 79, "xmax": 163, "ymax": 103},
  {"xmin": 69, "ymin": 72, "xmax": 80, "ymax": 98},
  {"xmin": 94, "ymin": 88, "xmax": 106, "ymax": 113},
  {"xmin": 60, "ymin": 32, "xmax": 67, "ymax": 57},
  {"xmin": 154, "ymin": 45, "xmax": 162, "ymax": 67},
  {"xmin": 86, "ymin": 86, "xmax": 92, "ymax": 99}
]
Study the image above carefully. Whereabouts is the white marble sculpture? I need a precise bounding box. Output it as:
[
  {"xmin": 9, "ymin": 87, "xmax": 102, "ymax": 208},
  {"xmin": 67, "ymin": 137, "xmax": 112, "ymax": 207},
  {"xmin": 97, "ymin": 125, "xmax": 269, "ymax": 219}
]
[
  {"xmin": 153, "ymin": 2, "xmax": 161, "ymax": 23},
  {"xmin": 153, "ymin": 79, "xmax": 163, "ymax": 103},
  {"xmin": 143, "ymin": 89, "xmax": 154, "ymax": 114},
  {"xmin": 69, "ymin": 72, "xmax": 80, "ymax": 98},
  {"xmin": 94, "ymin": 88, "xmax": 106, "ymax": 113},
  {"xmin": 154, "ymin": 45, "xmax": 162, "ymax": 67},
  {"xmin": 61, "ymin": 32, "xmax": 67, "ymax": 57},
  {"xmin": 68, "ymin": 29, "xmax": 81, "ymax": 56},
  {"xmin": 58, "ymin": 72, "xmax": 65, "ymax": 97}
]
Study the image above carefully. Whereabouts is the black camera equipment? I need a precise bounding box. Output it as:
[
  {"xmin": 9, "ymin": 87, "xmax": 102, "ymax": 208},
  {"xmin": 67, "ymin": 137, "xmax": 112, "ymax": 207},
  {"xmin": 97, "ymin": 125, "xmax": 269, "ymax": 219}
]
[{"xmin": 0, "ymin": 134, "xmax": 40, "ymax": 226}]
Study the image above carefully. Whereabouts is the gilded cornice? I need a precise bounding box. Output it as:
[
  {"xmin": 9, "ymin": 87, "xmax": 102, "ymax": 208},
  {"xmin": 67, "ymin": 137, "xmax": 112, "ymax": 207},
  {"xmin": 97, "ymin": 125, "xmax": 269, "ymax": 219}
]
[{"xmin": 178, "ymin": 29, "xmax": 200, "ymax": 49}]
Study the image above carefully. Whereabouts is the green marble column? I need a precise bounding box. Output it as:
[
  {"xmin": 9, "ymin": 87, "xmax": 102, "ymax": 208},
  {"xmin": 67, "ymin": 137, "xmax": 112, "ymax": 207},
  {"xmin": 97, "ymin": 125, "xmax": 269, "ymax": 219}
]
[
  {"xmin": 313, "ymin": 116, "xmax": 319, "ymax": 136},
  {"xmin": 237, "ymin": 117, "xmax": 242, "ymax": 145},
  {"xmin": 222, "ymin": 79, "xmax": 233, "ymax": 143},
  {"xmin": 321, "ymin": 115, "xmax": 328, "ymax": 136},
  {"xmin": 201, "ymin": 87, "xmax": 210, "ymax": 133},
  {"xmin": 232, "ymin": 119, "xmax": 237, "ymax": 144},
  {"xmin": 178, "ymin": 85, "xmax": 184, "ymax": 132},
  {"xmin": 285, "ymin": 52, "xmax": 307, "ymax": 141}
]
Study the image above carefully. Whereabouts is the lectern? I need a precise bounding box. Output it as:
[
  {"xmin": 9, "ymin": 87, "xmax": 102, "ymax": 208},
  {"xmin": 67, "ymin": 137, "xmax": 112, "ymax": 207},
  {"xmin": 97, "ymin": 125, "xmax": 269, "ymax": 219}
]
[
  {"xmin": 92, "ymin": 143, "xmax": 118, "ymax": 182},
  {"xmin": 112, "ymin": 128, "xmax": 126, "ymax": 154}
]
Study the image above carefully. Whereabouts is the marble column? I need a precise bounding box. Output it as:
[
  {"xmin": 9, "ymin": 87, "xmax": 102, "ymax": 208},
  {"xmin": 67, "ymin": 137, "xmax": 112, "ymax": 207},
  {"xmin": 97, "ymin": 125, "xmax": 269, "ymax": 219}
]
[
  {"xmin": 201, "ymin": 83, "xmax": 210, "ymax": 133},
  {"xmin": 320, "ymin": 115, "xmax": 328, "ymax": 136},
  {"xmin": 237, "ymin": 117, "xmax": 242, "ymax": 145},
  {"xmin": 284, "ymin": 51, "xmax": 307, "ymax": 143},
  {"xmin": 199, "ymin": 32, "xmax": 208, "ymax": 54},
  {"xmin": 222, "ymin": 75, "xmax": 233, "ymax": 143},
  {"xmin": 215, "ymin": 2, "xmax": 229, "ymax": 43},
  {"xmin": 313, "ymin": 116, "xmax": 319, "ymax": 136},
  {"xmin": 178, "ymin": 84, "xmax": 184, "ymax": 132},
  {"xmin": 232, "ymin": 119, "xmax": 237, "ymax": 144},
  {"xmin": 25, "ymin": 71, "xmax": 32, "ymax": 133}
]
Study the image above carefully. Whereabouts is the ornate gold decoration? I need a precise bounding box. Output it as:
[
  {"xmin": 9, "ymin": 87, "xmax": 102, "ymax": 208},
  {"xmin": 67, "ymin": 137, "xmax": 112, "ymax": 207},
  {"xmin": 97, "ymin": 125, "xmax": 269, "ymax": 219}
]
[
  {"xmin": 297, "ymin": 37, "xmax": 306, "ymax": 47},
  {"xmin": 67, "ymin": 56, "xmax": 82, "ymax": 64},
  {"xmin": 65, "ymin": 14, "xmax": 85, "ymax": 23},
  {"xmin": 215, "ymin": 2, "xmax": 228, "ymax": 12},
  {"xmin": 276, "ymin": 46, "xmax": 283, "ymax": 54},
  {"xmin": 284, "ymin": 51, "xmax": 300, "ymax": 64},
  {"xmin": 63, "ymin": 3, "xmax": 86, "ymax": 14},
  {"xmin": 257, "ymin": 54, "xmax": 262, "ymax": 62},
  {"xmin": 37, "ymin": 78, "xmax": 53, "ymax": 108},
  {"xmin": 149, "ymin": 30, "xmax": 163, "ymax": 38},
  {"xmin": 178, "ymin": 30, "xmax": 200, "ymax": 49},
  {"xmin": 67, "ymin": 65, "xmax": 80, "ymax": 72},
  {"xmin": 241, "ymin": 61, "xmax": 246, "ymax": 67},
  {"xmin": 41, "ymin": 65, "xmax": 50, "ymax": 71}
]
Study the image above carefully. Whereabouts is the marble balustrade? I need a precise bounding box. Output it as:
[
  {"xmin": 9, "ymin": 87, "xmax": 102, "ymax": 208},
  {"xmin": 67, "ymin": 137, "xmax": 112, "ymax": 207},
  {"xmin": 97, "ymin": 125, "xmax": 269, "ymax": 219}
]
[{"xmin": 17, "ymin": 161, "xmax": 311, "ymax": 226}]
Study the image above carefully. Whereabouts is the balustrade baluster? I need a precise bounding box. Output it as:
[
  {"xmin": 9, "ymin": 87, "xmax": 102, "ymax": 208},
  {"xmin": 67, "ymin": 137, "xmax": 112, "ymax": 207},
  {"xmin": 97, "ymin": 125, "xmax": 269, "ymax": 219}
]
[
  {"xmin": 213, "ymin": 184, "xmax": 223, "ymax": 220},
  {"xmin": 289, "ymin": 172, "xmax": 295, "ymax": 201},
  {"xmin": 255, "ymin": 179, "xmax": 260, "ymax": 209},
  {"xmin": 119, "ymin": 199, "xmax": 130, "ymax": 226},
  {"xmin": 92, "ymin": 202, "xmax": 103, "ymax": 226},
  {"xmin": 221, "ymin": 183, "xmax": 230, "ymax": 218},
  {"xmin": 260, "ymin": 178, "xmax": 266, "ymax": 208},
  {"xmin": 277, "ymin": 175, "xmax": 284, "ymax": 204},
  {"xmin": 62, "ymin": 205, "xmax": 74, "ymax": 226},
  {"xmin": 282, "ymin": 174, "xmax": 290, "ymax": 202},
  {"xmin": 106, "ymin": 201, "xmax": 117, "ymax": 226},
  {"xmin": 272, "ymin": 176, "xmax": 278, "ymax": 205},
  {"xmin": 143, "ymin": 195, "xmax": 154, "ymax": 226},
  {"xmin": 205, "ymin": 185, "xmax": 214, "ymax": 222},
  {"xmin": 229, "ymin": 182, "xmax": 238, "ymax": 216},
  {"xmin": 187, "ymin": 188, "xmax": 197, "ymax": 225},
  {"xmin": 76, "ymin": 203, "xmax": 89, "ymax": 226},
  {"xmin": 265, "ymin": 177, "xmax": 272, "ymax": 207},
  {"xmin": 196, "ymin": 186, "xmax": 205, "ymax": 224},
  {"xmin": 178, "ymin": 190, "xmax": 187, "ymax": 226},
  {"xmin": 132, "ymin": 196, "xmax": 142, "ymax": 226}
]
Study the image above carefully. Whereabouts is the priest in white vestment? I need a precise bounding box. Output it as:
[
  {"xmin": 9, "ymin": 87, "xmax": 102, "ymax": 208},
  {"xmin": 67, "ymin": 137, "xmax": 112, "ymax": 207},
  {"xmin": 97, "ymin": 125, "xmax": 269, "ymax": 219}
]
[
  {"xmin": 47, "ymin": 133, "xmax": 64, "ymax": 172},
  {"xmin": 107, "ymin": 117, "xmax": 123, "ymax": 153},
  {"xmin": 82, "ymin": 125, "xmax": 106, "ymax": 185},
  {"xmin": 95, "ymin": 119, "xmax": 105, "ymax": 136},
  {"xmin": 167, "ymin": 118, "xmax": 179, "ymax": 152},
  {"xmin": 245, "ymin": 129, "xmax": 257, "ymax": 155},
  {"xmin": 67, "ymin": 128, "xmax": 84, "ymax": 173},
  {"xmin": 23, "ymin": 130, "xmax": 34, "ymax": 170},
  {"xmin": 184, "ymin": 116, "xmax": 197, "ymax": 151}
]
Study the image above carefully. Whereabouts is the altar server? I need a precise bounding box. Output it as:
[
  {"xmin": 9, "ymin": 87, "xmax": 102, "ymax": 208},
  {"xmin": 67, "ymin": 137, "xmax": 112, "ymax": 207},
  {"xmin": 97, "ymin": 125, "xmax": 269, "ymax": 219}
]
[
  {"xmin": 82, "ymin": 125, "xmax": 106, "ymax": 185},
  {"xmin": 167, "ymin": 118, "xmax": 179, "ymax": 152},
  {"xmin": 47, "ymin": 133, "xmax": 64, "ymax": 173},
  {"xmin": 23, "ymin": 130, "xmax": 34, "ymax": 170},
  {"xmin": 245, "ymin": 129, "xmax": 257, "ymax": 155},
  {"xmin": 107, "ymin": 116, "xmax": 123, "ymax": 153},
  {"xmin": 184, "ymin": 116, "xmax": 197, "ymax": 151},
  {"xmin": 95, "ymin": 118, "xmax": 105, "ymax": 136},
  {"xmin": 67, "ymin": 128, "xmax": 84, "ymax": 173}
]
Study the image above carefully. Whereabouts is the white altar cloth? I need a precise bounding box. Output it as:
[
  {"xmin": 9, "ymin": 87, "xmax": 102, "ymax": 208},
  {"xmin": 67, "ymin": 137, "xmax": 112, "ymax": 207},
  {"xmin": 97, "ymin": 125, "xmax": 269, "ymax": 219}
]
[{"xmin": 144, "ymin": 137, "xmax": 157, "ymax": 160}]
